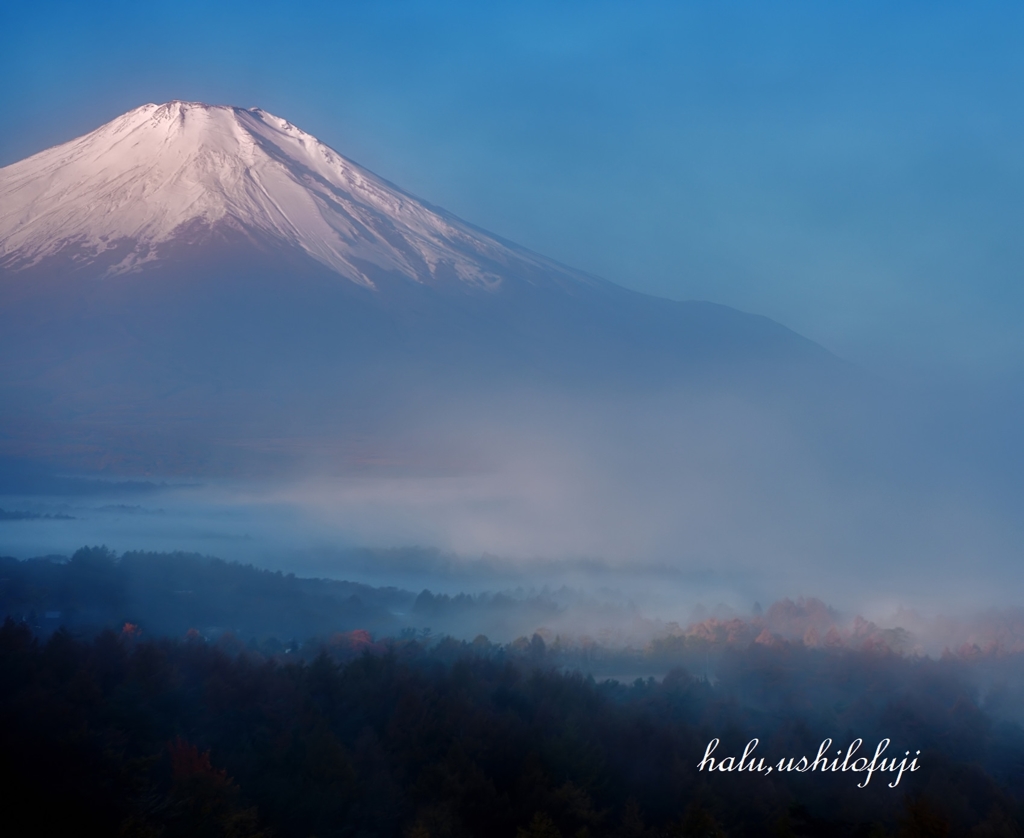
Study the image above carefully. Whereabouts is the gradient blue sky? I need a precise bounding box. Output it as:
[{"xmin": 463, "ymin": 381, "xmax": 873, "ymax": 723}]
[{"xmin": 3, "ymin": 0, "xmax": 1024, "ymax": 374}]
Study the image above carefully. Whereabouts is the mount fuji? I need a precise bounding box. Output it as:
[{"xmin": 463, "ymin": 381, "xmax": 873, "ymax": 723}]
[
  {"xmin": 0, "ymin": 101, "xmax": 838, "ymax": 475},
  {"xmin": 1, "ymin": 101, "xmax": 598, "ymax": 292}
]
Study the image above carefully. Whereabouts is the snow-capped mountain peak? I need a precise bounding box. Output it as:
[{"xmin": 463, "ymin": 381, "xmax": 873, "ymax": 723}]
[{"xmin": 0, "ymin": 101, "xmax": 550, "ymax": 289}]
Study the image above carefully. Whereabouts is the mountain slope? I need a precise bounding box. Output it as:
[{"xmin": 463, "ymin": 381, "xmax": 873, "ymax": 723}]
[
  {"xmin": 0, "ymin": 102, "xmax": 841, "ymax": 475},
  {"xmin": 0, "ymin": 100, "xmax": 600, "ymax": 295}
]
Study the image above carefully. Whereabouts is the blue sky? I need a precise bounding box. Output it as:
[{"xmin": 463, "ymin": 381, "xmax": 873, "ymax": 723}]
[{"xmin": 3, "ymin": 0, "xmax": 1024, "ymax": 374}]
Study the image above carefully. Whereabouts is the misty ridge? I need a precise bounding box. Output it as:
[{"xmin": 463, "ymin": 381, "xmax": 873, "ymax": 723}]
[{"xmin": 5, "ymin": 546, "xmax": 1024, "ymax": 670}]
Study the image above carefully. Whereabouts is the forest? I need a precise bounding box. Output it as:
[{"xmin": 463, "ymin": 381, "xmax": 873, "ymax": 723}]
[{"xmin": 1, "ymin": 549, "xmax": 1023, "ymax": 836}]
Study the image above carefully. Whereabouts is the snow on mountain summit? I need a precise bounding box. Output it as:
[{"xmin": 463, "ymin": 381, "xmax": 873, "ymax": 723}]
[{"xmin": 0, "ymin": 101, "xmax": 552, "ymax": 289}]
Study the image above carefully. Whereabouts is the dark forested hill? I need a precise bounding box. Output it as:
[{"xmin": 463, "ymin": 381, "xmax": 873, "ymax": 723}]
[
  {"xmin": 0, "ymin": 547, "xmax": 413, "ymax": 640},
  {"xmin": 1, "ymin": 620, "xmax": 1022, "ymax": 837}
]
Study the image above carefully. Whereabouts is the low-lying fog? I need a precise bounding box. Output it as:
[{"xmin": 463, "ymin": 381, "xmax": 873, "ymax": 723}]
[{"xmin": 3, "ymin": 374, "xmax": 1023, "ymax": 640}]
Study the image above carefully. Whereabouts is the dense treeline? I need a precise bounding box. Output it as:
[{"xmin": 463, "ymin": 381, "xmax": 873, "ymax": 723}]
[
  {"xmin": 0, "ymin": 548, "xmax": 576, "ymax": 643},
  {"xmin": 0, "ymin": 547, "xmax": 412, "ymax": 639},
  {"xmin": 2, "ymin": 620, "xmax": 1022, "ymax": 837}
]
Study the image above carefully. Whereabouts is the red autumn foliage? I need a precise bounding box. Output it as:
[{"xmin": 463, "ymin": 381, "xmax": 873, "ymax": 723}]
[{"xmin": 169, "ymin": 737, "xmax": 227, "ymax": 782}]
